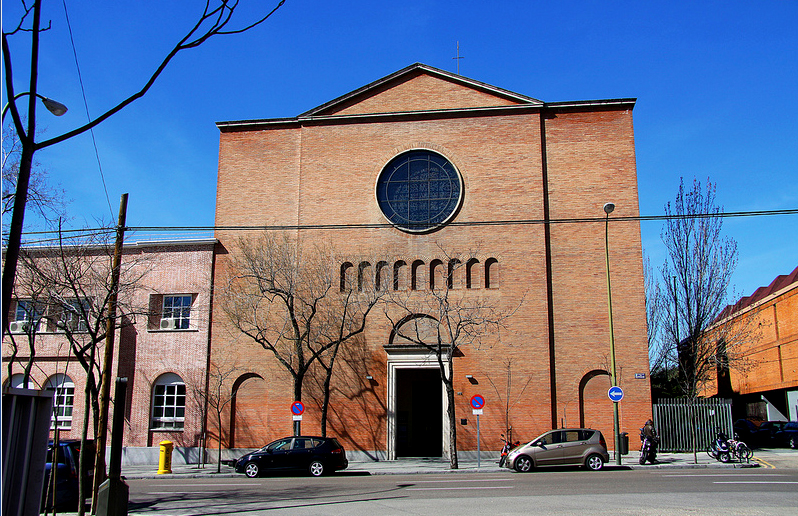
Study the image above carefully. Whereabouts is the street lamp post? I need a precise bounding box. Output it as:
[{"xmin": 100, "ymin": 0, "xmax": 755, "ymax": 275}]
[
  {"xmin": 2, "ymin": 92, "xmax": 68, "ymax": 121},
  {"xmin": 1, "ymin": 91, "xmax": 67, "ymax": 337},
  {"xmin": 603, "ymin": 202, "xmax": 621, "ymax": 465}
]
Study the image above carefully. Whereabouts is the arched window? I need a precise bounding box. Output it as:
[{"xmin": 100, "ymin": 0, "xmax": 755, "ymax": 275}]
[
  {"xmin": 466, "ymin": 258, "xmax": 481, "ymax": 289},
  {"xmin": 7, "ymin": 373, "xmax": 38, "ymax": 389},
  {"xmin": 152, "ymin": 373, "xmax": 186, "ymax": 430},
  {"xmin": 340, "ymin": 262, "xmax": 354, "ymax": 292},
  {"xmin": 393, "ymin": 260, "xmax": 407, "ymax": 290},
  {"xmin": 447, "ymin": 259, "xmax": 461, "ymax": 289},
  {"xmin": 375, "ymin": 261, "xmax": 389, "ymax": 291},
  {"xmin": 485, "ymin": 258, "xmax": 499, "ymax": 289},
  {"xmin": 358, "ymin": 261, "xmax": 373, "ymax": 292},
  {"xmin": 429, "ymin": 259, "xmax": 444, "ymax": 290},
  {"xmin": 411, "ymin": 260, "xmax": 425, "ymax": 291},
  {"xmin": 45, "ymin": 374, "xmax": 75, "ymax": 430}
]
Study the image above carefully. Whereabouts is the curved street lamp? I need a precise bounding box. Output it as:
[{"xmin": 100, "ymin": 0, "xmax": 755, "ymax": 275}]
[
  {"xmin": 2, "ymin": 92, "xmax": 68, "ymax": 122},
  {"xmin": 603, "ymin": 202, "xmax": 621, "ymax": 465}
]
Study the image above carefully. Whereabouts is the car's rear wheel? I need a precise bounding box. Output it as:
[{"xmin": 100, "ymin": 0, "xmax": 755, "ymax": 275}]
[
  {"xmin": 514, "ymin": 455, "xmax": 533, "ymax": 473},
  {"xmin": 585, "ymin": 454, "xmax": 605, "ymax": 471},
  {"xmin": 308, "ymin": 460, "xmax": 325, "ymax": 477},
  {"xmin": 244, "ymin": 462, "xmax": 259, "ymax": 478}
]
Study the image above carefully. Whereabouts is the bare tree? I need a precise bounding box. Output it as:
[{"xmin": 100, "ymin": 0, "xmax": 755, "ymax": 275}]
[
  {"xmin": 2, "ymin": 120, "xmax": 69, "ymax": 240},
  {"xmin": 192, "ymin": 353, "xmax": 240, "ymax": 473},
  {"xmin": 385, "ymin": 248, "xmax": 518, "ymax": 469},
  {"xmin": 2, "ymin": 0, "xmax": 287, "ymax": 337},
  {"xmin": 310, "ymin": 283, "xmax": 384, "ymax": 436},
  {"xmin": 220, "ymin": 234, "xmax": 384, "ymax": 436},
  {"xmin": 482, "ymin": 358, "xmax": 534, "ymax": 443},
  {"xmin": 15, "ymin": 227, "xmax": 150, "ymax": 515},
  {"xmin": 657, "ymin": 178, "xmax": 755, "ymax": 461}
]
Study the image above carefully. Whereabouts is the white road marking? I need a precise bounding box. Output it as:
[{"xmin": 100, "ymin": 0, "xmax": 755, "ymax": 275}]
[
  {"xmin": 662, "ymin": 473, "xmax": 788, "ymax": 477},
  {"xmin": 407, "ymin": 486, "xmax": 515, "ymax": 491},
  {"xmin": 713, "ymin": 481, "xmax": 798, "ymax": 484},
  {"xmin": 411, "ymin": 478, "xmax": 512, "ymax": 484}
]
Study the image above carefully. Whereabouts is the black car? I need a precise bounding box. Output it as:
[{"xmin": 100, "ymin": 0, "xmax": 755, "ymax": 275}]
[
  {"xmin": 732, "ymin": 419, "xmax": 761, "ymax": 444},
  {"xmin": 756, "ymin": 421, "xmax": 788, "ymax": 446},
  {"xmin": 773, "ymin": 422, "xmax": 798, "ymax": 449},
  {"xmin": 234, "ymin": 436, "xmax": 348, "ymax": 477},
  {"xmin": 41, "ymin": 440, "xmax": 95, "ymax": 511}
]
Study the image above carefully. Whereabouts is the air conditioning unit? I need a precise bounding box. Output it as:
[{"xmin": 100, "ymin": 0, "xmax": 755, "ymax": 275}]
[
  {"xmin": 160, "ymin": 318, "xmax": 177, "ymax": 330},
  {"xmin": 9, "ymin": 321, "xmax": 29, "ymax": 333}
]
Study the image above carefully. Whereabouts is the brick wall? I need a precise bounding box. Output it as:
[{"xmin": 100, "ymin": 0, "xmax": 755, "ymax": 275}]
[
  {"xmin": 2, "ymin": 241, "xmax": 215, "ymax": 451},
  {"xmin": 211, "ymin": 69, "xmax": 652, "ymax": 454}
]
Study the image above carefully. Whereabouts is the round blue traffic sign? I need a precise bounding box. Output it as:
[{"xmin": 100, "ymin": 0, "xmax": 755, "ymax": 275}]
[
  {"xmin": 291, "ymin": 401, "xmax": 305, "ymax": 415},
  {"xmin": 608, "ymin": 386, "xmax": 624, "ymax": 402},
  {"xmin": 470, "ymin": 394, "xmax": 485, "ymax": 410}
]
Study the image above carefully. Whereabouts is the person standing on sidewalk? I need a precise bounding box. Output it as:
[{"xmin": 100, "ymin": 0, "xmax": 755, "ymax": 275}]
[{"xmin": 640, "ymin": 419, "xmax": 659, "ymax": 464}]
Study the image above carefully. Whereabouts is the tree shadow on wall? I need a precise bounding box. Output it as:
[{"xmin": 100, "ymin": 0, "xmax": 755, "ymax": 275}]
[{"xmin": 307, "ymin": 334, "xmax": 387, "ymax": 460}]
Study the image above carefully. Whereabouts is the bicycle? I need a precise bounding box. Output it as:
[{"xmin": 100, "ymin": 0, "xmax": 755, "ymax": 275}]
[{"xmin": 727, "ymin": 433, "xmax": 753, "ymax": 463}]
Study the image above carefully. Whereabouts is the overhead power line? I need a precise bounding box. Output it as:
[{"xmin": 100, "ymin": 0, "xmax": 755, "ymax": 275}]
[
  {"xmin": 10, "ymin": 208, "xmax": 797, "ymax": 245},
  {"xmin": 128, "ymin": 207, "xmax": 798, "ymax": 232}
]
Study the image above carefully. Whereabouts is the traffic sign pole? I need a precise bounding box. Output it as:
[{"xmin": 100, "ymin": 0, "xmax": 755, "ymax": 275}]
[
  {"xmin": 291, "ymin": 402, "xmax": 305, "ymax": 436},
  {"xmin": 477, "ymin": 414, "xmax": 480, "ymax": 468},
  {"xmin": 470, "ymin": 395, "xmax": 485, "ymax": 468}
]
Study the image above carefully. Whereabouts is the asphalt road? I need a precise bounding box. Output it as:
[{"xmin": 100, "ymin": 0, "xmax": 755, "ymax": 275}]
[{"xmin": 127, "ymin": 468, "xmax": 798, "ymax": 515}]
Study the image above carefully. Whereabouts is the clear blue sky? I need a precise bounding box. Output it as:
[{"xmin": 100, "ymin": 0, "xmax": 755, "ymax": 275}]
[{"xmin": 3, "ymin": 0, "xmax": 797, "ymax": 300}]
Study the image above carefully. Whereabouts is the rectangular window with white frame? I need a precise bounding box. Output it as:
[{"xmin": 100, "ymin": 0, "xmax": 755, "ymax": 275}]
[
  {"xmin": 58, "ymin": 298, "xmax": 90, "ymax": 333},
  {"xmin": 161, "ymin": 295, "xmax": 193, "ymax": 330},
  {"xmin": 11, "ymin": 299, "xmax": 44, "ymax": 333}
]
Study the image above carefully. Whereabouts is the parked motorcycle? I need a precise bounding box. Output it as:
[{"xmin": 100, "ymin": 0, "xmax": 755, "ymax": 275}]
[
  {"xmin": 706, "ymin": 431, "xmax": 732, "ymax": 463},
  {"xmin": 639, "ymin": 430, "xmax": 659, "ymax": 464},
  {"xmin": 499, "ymin": 434, "xmax": 520, "ymax": 467}
]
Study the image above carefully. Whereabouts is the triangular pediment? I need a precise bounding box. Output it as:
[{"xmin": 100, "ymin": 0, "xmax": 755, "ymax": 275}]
[{"xmin": 300, "ymin": 63, "xmax": 542, "ymax": 118}]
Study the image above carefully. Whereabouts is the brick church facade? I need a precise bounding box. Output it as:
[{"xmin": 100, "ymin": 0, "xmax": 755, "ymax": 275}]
[{"xmin": 211, "ymin": 63, "xmax": 652, "ymax": 459}]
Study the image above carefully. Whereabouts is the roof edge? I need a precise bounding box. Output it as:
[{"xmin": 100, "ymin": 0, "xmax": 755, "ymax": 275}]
[
  {"xmin": 297, "ymin": 63, "xmax": 543, "ymax": 118},
  {"xmin": 216, "ymin": 98, "xmax": 637, "ymax": 131}
]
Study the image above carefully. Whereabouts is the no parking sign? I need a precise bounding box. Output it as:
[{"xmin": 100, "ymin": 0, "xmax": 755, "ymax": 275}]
[
  {"xmin": 291, "ymin": 401, "xmax": 304, "ymax": 420},
  {"xmin": 470, "ymin": 394, "xmax": 485, "ymax": 415}
]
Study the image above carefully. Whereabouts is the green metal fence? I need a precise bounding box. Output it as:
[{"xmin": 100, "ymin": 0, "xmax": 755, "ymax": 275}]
[{"xmin": 653, "ymin": 398, "xmax": 733, "ymax": 452}]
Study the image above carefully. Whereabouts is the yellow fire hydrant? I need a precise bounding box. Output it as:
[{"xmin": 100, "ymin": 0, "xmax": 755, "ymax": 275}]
[{"xmin": 157, "ymin": 440, "xmax": 173, "ymax": 474}]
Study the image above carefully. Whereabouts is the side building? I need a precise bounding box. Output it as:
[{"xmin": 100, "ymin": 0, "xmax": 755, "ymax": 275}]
[
  {"xmin": 2, "ymin": 238, "xmax": 216, "ymax": 464},
  {"xmin": 707, "ymin": 266, "xmax": 798, "ymax": 421},
  {"xmin": 211, "ymin": 63, "xmax": 653, "ymax": 460}
]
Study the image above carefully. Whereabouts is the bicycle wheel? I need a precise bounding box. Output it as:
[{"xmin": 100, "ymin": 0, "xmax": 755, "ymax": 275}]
[
  {"xmin": 738, "ymin": 443, "xmax": 753, "ymax": 460},
  {"xmin": 706, "ymin": 445, "xmax": 716, "ymax": 459}
]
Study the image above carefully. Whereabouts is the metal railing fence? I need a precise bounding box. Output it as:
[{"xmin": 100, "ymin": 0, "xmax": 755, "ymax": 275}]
[{"xmin": 653, "ymin": 398, "xmax": 733, "ymax": 452}]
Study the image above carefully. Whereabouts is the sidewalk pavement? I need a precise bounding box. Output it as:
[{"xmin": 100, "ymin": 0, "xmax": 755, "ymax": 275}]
[{"xmin": 119, "ymin": 449, "xmax": 798, "ymax": 480}]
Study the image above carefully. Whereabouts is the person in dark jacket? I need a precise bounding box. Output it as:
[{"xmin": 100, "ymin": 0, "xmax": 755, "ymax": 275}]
[{"xmin": 640, "ymin": 419, "xmax": 659, "ymax": 464}]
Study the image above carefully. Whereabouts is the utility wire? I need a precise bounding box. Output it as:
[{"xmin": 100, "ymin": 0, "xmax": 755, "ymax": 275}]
[
  {"xmin": 11, "ymin": 208, "xmax": 798, "ymax": 244},
  {"xmin": 61, "ymin": 0, "xmax": 114, "ymax": 219}
]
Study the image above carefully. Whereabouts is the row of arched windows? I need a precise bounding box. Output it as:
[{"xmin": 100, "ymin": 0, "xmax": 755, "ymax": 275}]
[
  {"xmin": 6, "ymin": 372, "xmax": 185, "ymax": 431},
  {"xmin": 340, "ymin": 257, "xmax": 499, "ymax": 292}
]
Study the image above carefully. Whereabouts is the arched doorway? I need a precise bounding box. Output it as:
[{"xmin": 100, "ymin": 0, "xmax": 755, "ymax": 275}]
[
  {"xmin": 579, "ymin": 369, "xmax": 613, "ymax": 435},
  {"xmin": 229, "ymin": 373, "xmax": 265, "ymax": 448},
  {"xmin": 385, "ymin": 314, "xmax": 447, "ymax": 460}
]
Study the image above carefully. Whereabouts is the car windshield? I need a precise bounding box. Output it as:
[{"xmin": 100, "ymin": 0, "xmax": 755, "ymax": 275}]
[
  {"xmin": 46, "ymin": 447, "xmax": 68, "ymax": 465},
  {"xmin": 261, "ymin": 439, "xmax": 292, "ymax": 452},
  {"xmin": 784, "ymin": 423, "xmax": 798, "ymax": 431}
]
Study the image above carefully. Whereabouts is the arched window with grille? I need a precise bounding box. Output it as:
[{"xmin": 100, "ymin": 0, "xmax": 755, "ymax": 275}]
[
  {"xmin": 45, "ymin": 374, "xmax": 75, "ymax": 430},
  {"xmin": 151, "ymin": 373, "xmax": 186, "ymax": 430}
]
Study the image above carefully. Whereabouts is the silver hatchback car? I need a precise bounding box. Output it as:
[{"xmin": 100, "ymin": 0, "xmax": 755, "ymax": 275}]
[{"xmin": 505, "ymin": 428, "xmax": 610, "ymax": 472}]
